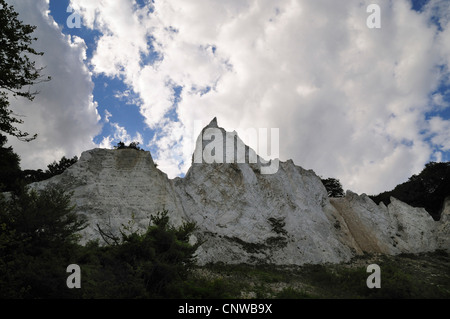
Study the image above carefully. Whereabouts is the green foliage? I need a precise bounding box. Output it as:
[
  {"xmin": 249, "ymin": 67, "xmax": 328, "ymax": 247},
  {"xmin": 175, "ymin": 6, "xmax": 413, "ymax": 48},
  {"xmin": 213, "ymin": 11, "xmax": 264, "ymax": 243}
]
[
  {"xmin": 275, "ymin": 287, "xmax": 313, "ymax": 299},
  {"xmin": 114, "ymin": 141, "xmax": 143, "ymax": 150},
  {"xmin": 0, "ymin": 191, "xmax": 200, "ymax": 299},
  {"xmin": 182, "ymin": 253, "xmax": 450, "ymax": 299},
  {"xmin": 226, "ymin": 236, "xmax": 267, "ymax": 254},
  {"xmin": 0, "ymin": 142, "xmax": 79, "ymax": 193},
  {"xmin": 268, "ymin": 217, "xmax": 287, "ymax": 236},
  {"xmin": 21, "ymin": 155, "xmax": 78, "ymax": 184},
  {"xmin": 81, "ymin": 210, "xmax": 199, "ymax": 298},
  {"xmin": 0, "ymin": 186, "xmax": 86, "ymax": 298},
  {"xmin": 0, "ymin": 0, "xmax": 50, "ymax": 141},
  {"xmin": 0, "ymin": 134, "xmax": 78, "ymax": 191},
  {"xmin": 370, "ymin": 161, "xmax": 450, "ymax": 220},
  {"xmin": 183, "ymin": 278, "xmax": 235, "ymax": 299},
  {"xmin": 46, "ymin": 156, "xmax": 78, "ymax": 176},
  {"xmin": 298, "ymin": 254, "xmax": 450, "ymax": 299},
  {"xmin": 321, "ymin": 177, "xmax": 345, "ymax": 198},
  {"xmin": 224, "ymin": 218, "xmax": 289, "ymax": 254},
  {"xmin": 0, "ymin": 134, "xmax": 21, "ymax": 192}
]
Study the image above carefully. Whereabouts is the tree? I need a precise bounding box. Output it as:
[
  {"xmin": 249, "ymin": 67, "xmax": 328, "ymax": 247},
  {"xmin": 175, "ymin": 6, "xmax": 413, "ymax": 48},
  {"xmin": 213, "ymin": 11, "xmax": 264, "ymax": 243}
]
[
  {"xmin": 114, "ymin": 141, "xmax": 143, "ymax": 150},
  {"xmin": 0, "ymin": 186, "xmax": 86, "ymax": 298},
  {"xmin": 0, "ymin": 0, "xmax": 51, "ymax": 141},
  {"xmin": 128, "ymin": 141, "xmax": 141, "ymax": 150},
  {"xmin": 0, "ymin": 133, "xmax": 21, "ymax": 192},
  {"xmin": 46, "ymin": 155, "xmax": 78, "ymax": 176},
  {"xmin": 21, "ymin": 155, "xmax": 78, "ymax": 184},
  {"xmin": 370, "ymin": 161, "xmax": 450, "ymax": 220},
  {"xmin": 91, "ymin": 210, "xmax": 198, "ymax": 298},
  {"xmin": 114, "ymin": 141, "xmax": 126, "ymax": 149},
  {"xmin": 321, "ymin": 177, "xmax": 345, "ymax": 198}
]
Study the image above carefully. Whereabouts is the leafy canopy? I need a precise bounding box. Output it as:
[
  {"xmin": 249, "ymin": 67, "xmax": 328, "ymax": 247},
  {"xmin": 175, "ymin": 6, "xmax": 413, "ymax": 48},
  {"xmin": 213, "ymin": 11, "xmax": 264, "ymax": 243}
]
[
  {"xmin": 114, "ymin": 141, "xmax": 143, "ymax": 150},
  {"xmin": 0, "ymin": 0, "xmax": 50, "ymax": 141},
  {"xmin": 321, "ymin": 177, "xmax": 345, "ymax": 198},
  {"xmin": 0, "ymin": 133, "xmax": 21, "ymax": 192},
  {"xmin": 370, "ymin": 161, "xmax": 450, "ymax": 220},
  {"xmin": 0, "ymin": 186, "xmax": 86, "ymax": 298}
]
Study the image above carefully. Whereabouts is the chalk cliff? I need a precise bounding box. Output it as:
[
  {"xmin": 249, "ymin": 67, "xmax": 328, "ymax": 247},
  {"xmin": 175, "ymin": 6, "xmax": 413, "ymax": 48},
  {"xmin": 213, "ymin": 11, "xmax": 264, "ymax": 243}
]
[{"xmin": 31, "ymin": 119, "xmax": 449, "ymax": 265}]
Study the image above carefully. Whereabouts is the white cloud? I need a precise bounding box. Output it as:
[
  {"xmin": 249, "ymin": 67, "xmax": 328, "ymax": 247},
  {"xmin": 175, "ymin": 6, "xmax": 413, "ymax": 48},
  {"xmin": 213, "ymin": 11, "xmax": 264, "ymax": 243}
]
[
  {"xmin": 70, "ymin": 0, "xmax": 450, "ymax": 194},
  {"xmin": 104, "ymin": 109, "xmax": 112, "ymax": 123},
  {"xmin": 114, "ymin": 90, "xmax": 141, "ymax": 106},
  {"xmin": 110, "ymin": 122, "xmax": 143, "ymax": 146},
  {"xmin": 429, "ymin": 116, "xmax": 450, "ymax": 151},
  {"xmin": 431, "ymin": 93, "xmax": 450, "ymax": 109},
  {"xmin": 99, "ymin": 121, "xmax": 144, "ymax": 150},
  {"xmin": 5, "ymin": 0, "xmax": 101, "ymax": 170},
  {"xmin": 98, "ymin": 135, "xmax": 113, "ymax": 149}
]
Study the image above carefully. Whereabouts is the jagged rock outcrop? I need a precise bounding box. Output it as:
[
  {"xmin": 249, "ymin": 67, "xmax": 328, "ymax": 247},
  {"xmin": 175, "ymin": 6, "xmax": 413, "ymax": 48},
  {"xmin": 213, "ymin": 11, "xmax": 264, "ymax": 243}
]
[
  {"xmin": 330, "ymin": 192, "xmax": 439, "ymax": 255},
  {"xmin": 30, "ymin": 119, "xmax": 449, "ymax": 265},
  {"xmin": 31, "ymin": 148, "xmax": 188, "ymax": 241},
  {"xmin": 438, "ymin": 197, "xmax": 450, "ymax": 251}
]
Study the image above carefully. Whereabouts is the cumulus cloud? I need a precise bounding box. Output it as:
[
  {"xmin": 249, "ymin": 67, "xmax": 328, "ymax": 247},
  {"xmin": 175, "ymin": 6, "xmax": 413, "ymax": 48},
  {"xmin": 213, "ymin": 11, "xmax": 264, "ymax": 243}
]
[
  {"xmin": 5, "ymin": 0, "xmax": 101, "ymax": 170},
  {"xmin": 25, "ymin": 0, "xmax": 450, "ymax": 194},
  {"xmin": 98, "ymin": 111, "xmax": 144, "ymax": 150},
  {"xmin": 429, "ymin": 116, "xmax": 450, "ymax": 151}
]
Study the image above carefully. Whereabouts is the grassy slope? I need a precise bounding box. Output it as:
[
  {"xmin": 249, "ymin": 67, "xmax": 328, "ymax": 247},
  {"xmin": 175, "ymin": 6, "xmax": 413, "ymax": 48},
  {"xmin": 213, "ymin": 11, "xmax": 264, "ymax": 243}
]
[{"xmin": 185, "ymin": 250, "xmax": 450, "ymax": 299}]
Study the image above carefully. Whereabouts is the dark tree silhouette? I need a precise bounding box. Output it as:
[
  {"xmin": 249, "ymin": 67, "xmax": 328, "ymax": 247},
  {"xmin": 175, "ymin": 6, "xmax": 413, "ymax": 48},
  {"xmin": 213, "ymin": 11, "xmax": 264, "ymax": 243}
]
[
  {"xmin": 114, "ymin": 141, "xmax": 143, "ymax": 150},
  {"xmin": 114, "ymin": 141, "xmax": 126, "ymax": 149},
  {"xmin": 370, "ymin": 162, "xmax": 450, "ymax": 220},
  {"xmin": 46, "ymin": 156, "xmax": 78, "ymax": 176},
  {"xmin": 321, "ymin": 177, "xmax": 345, "ymax": 198},
  {"xmin": 0, "ymin": 186, "xmax": 86, "ymax": 298},
  {"xmin": 21, "ymin": 155, "xmax": 78, "ymax": 184},
  {"xmin": 0, "ymin": 0, "xmax": 51, "ymax": 141},
  {"xmin": 0, "ymin": 134, "xmax": 21, "ymax": 192}
]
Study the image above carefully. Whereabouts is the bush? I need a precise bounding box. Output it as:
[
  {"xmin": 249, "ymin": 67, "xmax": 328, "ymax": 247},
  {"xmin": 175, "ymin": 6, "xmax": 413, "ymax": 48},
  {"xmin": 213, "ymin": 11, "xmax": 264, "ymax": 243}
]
[
  {"xmin": 114, "ymin": 141, "xmax": 143, "ymax": 150},
  {"xmin": 20, "ymin": 155, "xmax": 78, "ymax": 184},
  {"xmin": 183, "ymin": 278, "xmax": 236, "ymax": 299},
  {"xmin": 0, "ymin": 186, "xmax": 200, "ymax": 299},
  {"xmin": 275, "ymin": 287, "xmax": 313, "ymax": 299},
  {"xmin": 370, "ymin": 161, "xmax": 450, "ymax": 220},
  {"xmin": 0, "ymin": 186, "xmax": 86, "ymax": 298},
  {"xmin": 321, "ymin": 178, "xmax": 345, "ymax": 198},
  {"xmin": 82, "ymin": 210, "xmax": 199, "ymax": 298}
]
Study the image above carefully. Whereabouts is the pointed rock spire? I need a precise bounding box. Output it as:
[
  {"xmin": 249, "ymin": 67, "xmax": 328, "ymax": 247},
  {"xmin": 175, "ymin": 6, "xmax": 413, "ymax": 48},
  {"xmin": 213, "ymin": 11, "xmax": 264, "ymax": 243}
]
[{"xmin": 207, "ymin": 117, "xmax": 218, "ymax": 128}]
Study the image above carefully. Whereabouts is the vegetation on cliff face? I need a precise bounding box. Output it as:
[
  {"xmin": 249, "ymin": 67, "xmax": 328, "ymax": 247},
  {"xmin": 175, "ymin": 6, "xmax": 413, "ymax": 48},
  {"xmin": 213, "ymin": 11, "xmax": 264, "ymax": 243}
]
[
  {"xmin": 2, "ymin": 185, "xmax": 448, "ymax": 299},
  {"xmin": 1, "ymin": 137, "xmax": 448, "ymax": 298},
  {"xmin": 370, "ymin": 162, "xmax": 450, "ymax": 221},
  {"xmin": 321, "ymin": 177, "xmax": 345, "ymax": 198},
  {"xmin": 321, "ymin": 162, "xmax": 450, "ymax": 221},
  {"xmin": 187, "ymin": 250, "xmax": 450, "ymax": 299},
  {"xmin": 0, "ymin": 143, "xmax": 78, "ymax": 192},
  {"xmin": 0, "ymin": 0, "xmax": 448, "ymax": 301},
  {"xmin": 114, "ymin": 141, "xmax": 144, "ymax": 151},
  {"xmin": 0, "ymin": 188, "xmax": 200, "ymax": 298}
]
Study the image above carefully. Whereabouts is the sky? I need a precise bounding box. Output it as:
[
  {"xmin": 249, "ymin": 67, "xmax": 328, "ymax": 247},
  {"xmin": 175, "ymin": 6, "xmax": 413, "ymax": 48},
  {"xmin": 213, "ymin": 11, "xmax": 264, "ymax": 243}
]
[{"xmin": 4, "ymin": 0, "xmax": 450, "ymax": 195}]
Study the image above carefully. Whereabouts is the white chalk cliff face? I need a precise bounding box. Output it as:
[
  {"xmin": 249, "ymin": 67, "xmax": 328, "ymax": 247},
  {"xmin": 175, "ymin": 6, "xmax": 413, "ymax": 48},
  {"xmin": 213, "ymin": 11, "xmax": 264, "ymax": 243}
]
[{"xmin": 31, "ymin": 118, "xmax": 449, "ymax": 265}]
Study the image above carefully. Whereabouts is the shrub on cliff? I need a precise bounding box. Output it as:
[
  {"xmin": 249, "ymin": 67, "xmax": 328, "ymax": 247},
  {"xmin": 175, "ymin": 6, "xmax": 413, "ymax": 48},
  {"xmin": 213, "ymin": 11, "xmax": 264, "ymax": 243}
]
[
  {"xmin": 114, "ymin": 141, "xmax": 143, "ymax": 151},
  {"xmin": 370, "ymin": 161, "xmax": 450, "ymax": 220},
  {"xmin": 82, "ymin": 210, "xmax": 199, "ymax": 298},
  {"xmin": 0, "ymin": 186, "xmax": 86, "ymax": 298},
  {"xmin": 321, "ymin": 177, "xmax": 345, "ymax": 198}
]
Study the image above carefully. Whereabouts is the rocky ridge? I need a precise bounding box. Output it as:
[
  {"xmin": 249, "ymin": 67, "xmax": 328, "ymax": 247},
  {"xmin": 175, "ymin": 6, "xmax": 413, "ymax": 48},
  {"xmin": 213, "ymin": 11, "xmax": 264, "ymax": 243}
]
[{"xmin": 31, "ymin": 118, "xmax": 449, "ymax": 265}]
